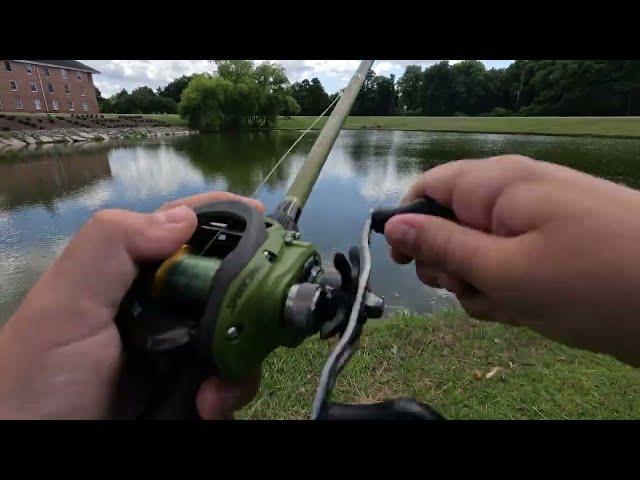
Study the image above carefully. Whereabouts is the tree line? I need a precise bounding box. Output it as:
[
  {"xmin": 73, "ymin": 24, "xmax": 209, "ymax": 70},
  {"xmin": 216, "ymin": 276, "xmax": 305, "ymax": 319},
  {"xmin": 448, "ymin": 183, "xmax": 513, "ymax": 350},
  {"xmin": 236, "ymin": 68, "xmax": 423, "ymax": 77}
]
[
  {"xmin": 396, "ymin": 60, "xmax": 640, "ymax": 116},
  {"xmin": 97, "ymin": 60, "xmax": 640, "ymax": 122},
  {"xmin": 97, "ymin": 75, "xmax": 192, "ymax": 114}
]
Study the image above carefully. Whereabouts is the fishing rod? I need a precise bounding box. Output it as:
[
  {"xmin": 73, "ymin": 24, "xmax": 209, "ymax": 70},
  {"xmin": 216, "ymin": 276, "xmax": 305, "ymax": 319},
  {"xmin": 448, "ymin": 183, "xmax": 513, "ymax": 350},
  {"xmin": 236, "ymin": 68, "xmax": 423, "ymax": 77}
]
[{"xmin": 112, "ymin": 60, "xmax": 453, "ymax": 420}]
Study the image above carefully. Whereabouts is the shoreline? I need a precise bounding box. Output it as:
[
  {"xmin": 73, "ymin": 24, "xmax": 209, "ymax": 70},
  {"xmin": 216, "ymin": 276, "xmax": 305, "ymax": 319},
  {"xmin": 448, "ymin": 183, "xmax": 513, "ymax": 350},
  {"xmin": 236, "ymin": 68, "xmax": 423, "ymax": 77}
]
[
  {"xmin": 265, "ymin": 126, "xmax": 640, "ymax": 141},
  {"xmin": 0, "ymin": 125, "xmax": 197, "ymax": 155},
  {"xmin": 269, "ymin": 115, "xmax": 640, "ymax": 140},
  {"xmin": 2, "ymin": 116, "xmax": 639, "ymax": 154}
]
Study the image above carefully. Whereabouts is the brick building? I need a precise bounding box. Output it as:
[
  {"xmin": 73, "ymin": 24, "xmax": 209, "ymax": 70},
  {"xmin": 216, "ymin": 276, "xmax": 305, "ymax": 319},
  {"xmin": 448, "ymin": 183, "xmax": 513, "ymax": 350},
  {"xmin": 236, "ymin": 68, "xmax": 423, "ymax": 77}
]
[{"xmin": 0, "ymin": 60, "xmax": 100, "ymax": 114}]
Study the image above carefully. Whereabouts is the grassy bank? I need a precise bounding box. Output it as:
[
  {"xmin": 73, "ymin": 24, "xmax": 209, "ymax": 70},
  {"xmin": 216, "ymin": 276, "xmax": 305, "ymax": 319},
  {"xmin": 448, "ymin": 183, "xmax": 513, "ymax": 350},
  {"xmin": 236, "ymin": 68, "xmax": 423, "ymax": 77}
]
[
  {"xmin": 276, "ymin": 116, "xmax": 640, "ymax": 138},
  {"xmin": 145, "ymin": 114, "xmax": 189, "ymax": 127},
  {"xmin": 140, "ymin": 115, "xmax": 640, "ymax": 138},
  {"xmin": 237, "ymin": 309, "xmax": 640, "ymax": 420}
]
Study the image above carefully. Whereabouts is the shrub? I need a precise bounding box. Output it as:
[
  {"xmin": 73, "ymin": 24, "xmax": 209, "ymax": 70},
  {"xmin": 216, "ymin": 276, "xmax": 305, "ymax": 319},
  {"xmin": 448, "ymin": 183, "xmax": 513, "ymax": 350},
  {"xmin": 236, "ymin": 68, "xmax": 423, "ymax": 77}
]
[{"xmin": 486, "ymin": 107, "xmax": 512, "ymax": 117}]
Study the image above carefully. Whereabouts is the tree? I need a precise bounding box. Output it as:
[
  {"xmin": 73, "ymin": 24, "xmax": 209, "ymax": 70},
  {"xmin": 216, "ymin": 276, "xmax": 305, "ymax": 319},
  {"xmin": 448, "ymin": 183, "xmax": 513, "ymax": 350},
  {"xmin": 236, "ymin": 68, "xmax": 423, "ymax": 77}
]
[
  {"xmin": 281, "ymin": 95, "xmax": 301, "ymax": 118},
  {"xmin": 158, "ymin": 75, "xmax": 193, "ymax": 103},
  {"xmin": 352, "ymin": 70, "xmax": 377, "ymax": 115},
  {"xmin": 249, "ymin": 62, "xmax": 293, "ymax": 127},
  {"xmin": 130, "ymin": 86, "xmax": 157, "ymax": 114},
  {"xmin": 253, "ymin": 62, "xmax": 288, "ymax": 91},
  {"xmin": 215, "ymin": 60, "xmax": 254, "ymax": 83},
  {"xmin": 96, "ymin": 87, "xmax": 112, "ymax": 113},
  {"xmin": 449, "ymin": 60, "xmax": 498, "ymax": 115},
  {"xmin": 611, "ymin": 61, "xmax": 640, "ymax": 115},
  {"xmin": 372, "ymin": 75, "xmax": 396, "ymax": 115},
  {"xmin": 420, "ymin": 61, "xmax": 453, "ymax": 115},
  {"xmin": 112, "ymin": 89, "xmax": 138, "ymax": 114},
  {"xmin": 150, "ymin": 96, "xmax": 177, "ymax": 114},
  {"xmin": 179, "ymin": 74, "xmax": 230, "ymax": 132},
  {"xmin": 290, "ymin": 78, "xmax": 331, "ymax": 115},
  {"xmin": 179, "ymin": 61, "xmax": 297, "ymax": 131},
  {"xmin": 327, "ymin": 91, "xmax": 340, "ymax": 114},
  {"xmin": 397, "ymin": 65, "xmax": 422, "ymax": 112}
]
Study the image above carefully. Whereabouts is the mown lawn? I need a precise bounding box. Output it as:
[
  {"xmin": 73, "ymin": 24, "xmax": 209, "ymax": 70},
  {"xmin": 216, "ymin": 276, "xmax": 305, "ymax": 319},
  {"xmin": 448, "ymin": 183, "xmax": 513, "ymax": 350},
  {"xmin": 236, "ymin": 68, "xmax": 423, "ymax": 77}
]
[
  {"xmin": 237, "ymin": 309, "xmax": 640, "ymax": 420},
  {"xmin": 99, "ymin": 115, "xmax": 640, "ymax": 138},
  {"xmin": 276, "ymin": 116, "xmax": 640, "ymax": 138}
]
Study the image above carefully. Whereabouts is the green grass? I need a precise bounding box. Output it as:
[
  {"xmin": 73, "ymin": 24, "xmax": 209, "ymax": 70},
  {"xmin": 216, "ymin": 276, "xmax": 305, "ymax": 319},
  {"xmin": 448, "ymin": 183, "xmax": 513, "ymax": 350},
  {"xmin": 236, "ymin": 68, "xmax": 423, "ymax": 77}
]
[
  {"xmin": 108, "ymin": 115, "xmax": 640, "ymax": 138},
  {"xmin": 145, "ymin": 114, "xmax": 187, "ymax": 126},
  {"xmin": 7, "ymin": 112, "xmax": 636, "ymax": 137},
  {"xmin": 55, "ymin": 114, "xmax": 639, "ymax": 137},
  {"xmin": 237, "ymin": 309, "xmax": 640, "ymax": 420},
  {"xmin": 275, "ymin": 116, "xmax": 640, "ymax": 138}
]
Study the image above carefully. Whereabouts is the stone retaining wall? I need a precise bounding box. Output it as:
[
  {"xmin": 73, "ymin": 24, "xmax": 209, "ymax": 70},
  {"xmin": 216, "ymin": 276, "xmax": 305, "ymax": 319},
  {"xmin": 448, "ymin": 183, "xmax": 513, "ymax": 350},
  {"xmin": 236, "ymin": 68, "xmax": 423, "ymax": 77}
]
[{"xmin": 0, "ymin": 126, "xmax": 197, "ymax": 153}]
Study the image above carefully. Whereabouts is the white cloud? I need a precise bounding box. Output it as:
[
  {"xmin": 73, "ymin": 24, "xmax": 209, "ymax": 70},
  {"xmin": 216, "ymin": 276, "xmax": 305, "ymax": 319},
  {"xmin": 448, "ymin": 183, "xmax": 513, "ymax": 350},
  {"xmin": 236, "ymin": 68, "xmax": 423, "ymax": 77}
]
[{"xmin": 81, "ymin": 60, "xmax": 514, "ymax": 97}]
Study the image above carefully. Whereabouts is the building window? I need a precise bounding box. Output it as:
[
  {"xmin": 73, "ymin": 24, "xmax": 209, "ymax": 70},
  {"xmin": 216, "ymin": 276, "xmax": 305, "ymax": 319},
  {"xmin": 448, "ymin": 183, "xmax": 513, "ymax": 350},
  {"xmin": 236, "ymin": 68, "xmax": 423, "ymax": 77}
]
[
  {"xmin": 26, "ymin": 64, "xmax": 33, "ymax": 75},
  {"xmin": 34, "ymin": 99, "xmax": 42, "ymax": 110},
  {"xmin": 68, "ymin": 101, "xmax": 74, "ymax": 111},
  {"xmin": 9, "ymin": 81, "xmax": 18, "ymax": 91},
  {"xmin": 0, "ymin": 98, "xmax": 3, "ymax": 109},
  {"xmin": 16, "ymin": 98, "xmax": 23, "ymax": 110},
  {"xmin": 64, "ymin": 84, "xmax": 70, "ymax": 95},
  {"xmin": 4, "ymin": 61, "xmax": 12, "ymax": 72},
  {"xmin": 43, "ymin": 67, "xmax": 50, "ymax": 77},
  {"xmin": 82, "ymin": 101, "xmax": 89, "ymax": 111},
  {"xmin": 61, "ymin": 68, "xmax": 68, "ymax": 79},
  {"xmin": 52, "ymin": 100, "xmax": 59, "ymax": 111},
  {"xmin": 80, "ymin": 86, "xmax": 86, "ymax": 96},
  {"xmin": 47, "ymin": 83, "xmax": 54, "ymax": 93},
  {"xmin": 30, "ymin": 83, "xmax": 37, "ymax": 92},
  {"xmin": 76, "ymin": 71, "xmax": 83, "ymax": 80}
]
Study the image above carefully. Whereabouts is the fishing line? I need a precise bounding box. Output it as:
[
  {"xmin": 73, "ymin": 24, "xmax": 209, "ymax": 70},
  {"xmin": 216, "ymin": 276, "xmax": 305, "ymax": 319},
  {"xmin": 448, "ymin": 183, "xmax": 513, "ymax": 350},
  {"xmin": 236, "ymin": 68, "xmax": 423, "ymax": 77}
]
[{"xmin": 252, "ymin": 91, "xmax": 343, "ymax": 198}]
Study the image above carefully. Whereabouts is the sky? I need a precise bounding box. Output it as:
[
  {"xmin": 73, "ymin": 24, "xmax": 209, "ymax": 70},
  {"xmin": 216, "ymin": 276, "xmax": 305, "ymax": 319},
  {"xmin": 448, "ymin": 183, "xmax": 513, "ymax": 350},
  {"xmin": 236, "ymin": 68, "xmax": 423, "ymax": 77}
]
[{"xmin": 80, "ymin": 60, "xmax": 515, "ymax": 98}]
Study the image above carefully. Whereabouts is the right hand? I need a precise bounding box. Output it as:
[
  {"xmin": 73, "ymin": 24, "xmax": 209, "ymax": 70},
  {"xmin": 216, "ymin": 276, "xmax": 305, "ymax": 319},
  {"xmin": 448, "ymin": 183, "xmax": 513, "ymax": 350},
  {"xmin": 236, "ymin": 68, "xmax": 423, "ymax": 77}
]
[{"xmin": 384, "ymin": 155, "xmax": 640, "ymax": 366}]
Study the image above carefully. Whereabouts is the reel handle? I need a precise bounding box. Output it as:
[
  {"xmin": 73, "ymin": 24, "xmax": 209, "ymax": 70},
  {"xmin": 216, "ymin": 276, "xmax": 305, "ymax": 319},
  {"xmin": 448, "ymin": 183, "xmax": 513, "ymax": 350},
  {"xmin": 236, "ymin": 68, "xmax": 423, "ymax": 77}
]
[{"xmin": 371, "ymin": 197, "xmax": 457, "ymax": 234}]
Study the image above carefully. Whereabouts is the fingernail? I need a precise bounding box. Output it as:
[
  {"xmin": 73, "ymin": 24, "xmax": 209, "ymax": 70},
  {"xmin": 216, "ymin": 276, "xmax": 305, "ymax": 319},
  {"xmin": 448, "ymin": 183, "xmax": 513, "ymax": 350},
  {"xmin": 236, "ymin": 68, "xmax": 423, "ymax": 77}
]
[
  {"xmin": 153, "ymin": 206, "xmax": 193, "ymax": 225},
  {"xmin": 387, "ymin": 222, "xmax": 416, "ymax": 251}
]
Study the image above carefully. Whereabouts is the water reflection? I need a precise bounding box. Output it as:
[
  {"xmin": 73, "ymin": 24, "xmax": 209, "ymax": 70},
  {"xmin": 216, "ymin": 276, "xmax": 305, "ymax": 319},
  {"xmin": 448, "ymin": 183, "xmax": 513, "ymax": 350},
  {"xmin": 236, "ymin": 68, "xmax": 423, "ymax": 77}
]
[
  {"xmin": 0, "ymin": 151, "xmax": 112, "ymax": 210},
  {"xmin": 2, "ymin": 130, "xmax": 640, "ymax": 323},
  {"xmin": 171, "ymin": 131, "xmax": 304, "ymax": 195}
]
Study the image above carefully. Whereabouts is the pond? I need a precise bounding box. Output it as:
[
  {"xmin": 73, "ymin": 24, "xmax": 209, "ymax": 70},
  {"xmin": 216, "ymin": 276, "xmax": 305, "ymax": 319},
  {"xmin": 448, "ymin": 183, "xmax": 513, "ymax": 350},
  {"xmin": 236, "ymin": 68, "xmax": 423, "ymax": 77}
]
[{"xmin": 2, "ymin": 130, "xmax": 640, "ymax": 324}]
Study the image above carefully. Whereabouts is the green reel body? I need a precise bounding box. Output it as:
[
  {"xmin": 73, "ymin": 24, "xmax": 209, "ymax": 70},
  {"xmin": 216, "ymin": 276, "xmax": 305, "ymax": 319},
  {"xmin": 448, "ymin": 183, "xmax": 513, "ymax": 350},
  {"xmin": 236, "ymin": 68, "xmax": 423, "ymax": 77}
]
[
  {"xmin": 210, "ymin": 219, "xmax": 318, "ymax": 380},
  {"xmin": 118, "ymin": 200, "xmax": 321, "ymax": 385}
]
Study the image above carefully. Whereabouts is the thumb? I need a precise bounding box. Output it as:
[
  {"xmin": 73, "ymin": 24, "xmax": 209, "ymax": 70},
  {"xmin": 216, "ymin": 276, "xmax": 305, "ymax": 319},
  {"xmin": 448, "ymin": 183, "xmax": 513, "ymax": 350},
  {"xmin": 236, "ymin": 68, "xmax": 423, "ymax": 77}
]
[
  {"xmin": 52, "ymin": 206, "xmax": 198, "ymax": 312},
  {"xmin": 12, "ymin": 206, "xmax": 197, "ymax": 340},
  {"xmin": 384, "ymin": 213, "xmax": 503, "ymax": 286}
]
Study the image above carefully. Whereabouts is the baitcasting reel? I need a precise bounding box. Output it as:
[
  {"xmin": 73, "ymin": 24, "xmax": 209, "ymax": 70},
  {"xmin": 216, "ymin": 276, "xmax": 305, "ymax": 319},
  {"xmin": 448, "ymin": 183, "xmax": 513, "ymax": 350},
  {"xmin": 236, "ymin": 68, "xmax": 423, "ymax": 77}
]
[{"xmin": 112, "ymin": 198, "xmax": 451, "ymax": 420}]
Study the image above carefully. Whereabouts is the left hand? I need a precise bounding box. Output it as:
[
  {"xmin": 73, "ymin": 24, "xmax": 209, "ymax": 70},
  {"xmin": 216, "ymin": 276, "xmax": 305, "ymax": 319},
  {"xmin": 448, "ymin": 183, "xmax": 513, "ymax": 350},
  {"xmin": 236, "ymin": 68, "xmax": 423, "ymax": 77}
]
[{"xmin": 0, "ymin": 191, "xmax": 264, "ymax": 419}]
